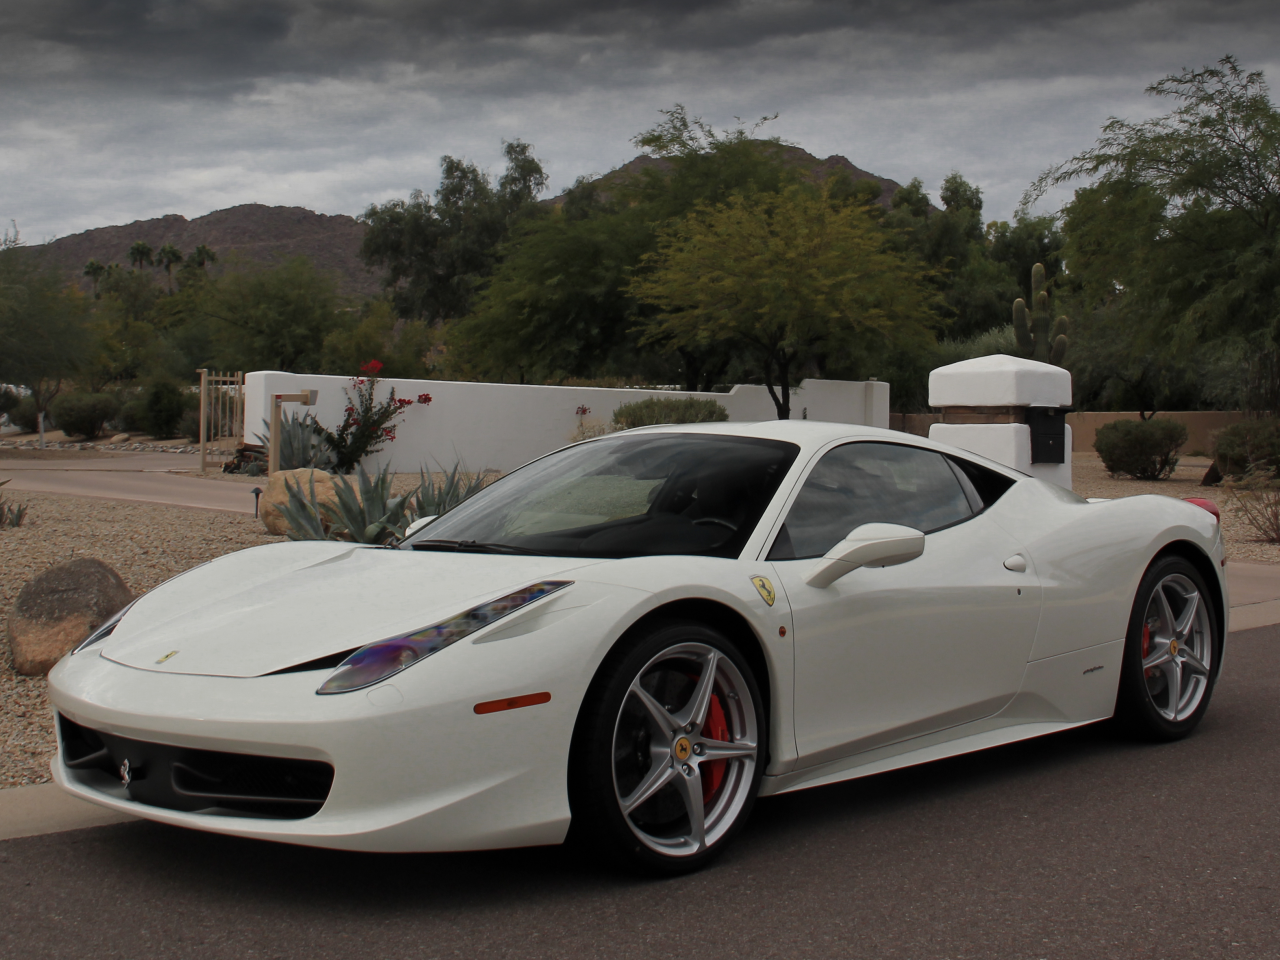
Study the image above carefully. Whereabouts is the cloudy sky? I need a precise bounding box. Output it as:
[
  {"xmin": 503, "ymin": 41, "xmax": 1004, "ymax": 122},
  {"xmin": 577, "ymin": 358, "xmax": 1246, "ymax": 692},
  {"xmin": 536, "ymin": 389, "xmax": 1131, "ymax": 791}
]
[{"xmin": 5, "ymin": 0, "xmax": 1280, "ymax": 243}]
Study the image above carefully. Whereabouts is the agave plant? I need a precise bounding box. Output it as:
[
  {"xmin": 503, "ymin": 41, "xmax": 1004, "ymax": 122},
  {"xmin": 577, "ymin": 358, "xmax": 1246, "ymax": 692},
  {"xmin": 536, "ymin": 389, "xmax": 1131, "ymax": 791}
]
[
  {"xmin": 278, "ymin": 473, "xmax": 332, "ymax": 541},
  {"xmin": 257, "ymin": 413, "xmax": 337, "ymax": 472},
  {"xmin": 406, "ymin": 462, "xmax": 489, "ymax": 521},
  {"xmin": 325, "ymin": 463, "xmax": 413, "ymax": 545},
  {"xmin": 0, "ymin": 478, "xmax": 28, "ymax": 529}
]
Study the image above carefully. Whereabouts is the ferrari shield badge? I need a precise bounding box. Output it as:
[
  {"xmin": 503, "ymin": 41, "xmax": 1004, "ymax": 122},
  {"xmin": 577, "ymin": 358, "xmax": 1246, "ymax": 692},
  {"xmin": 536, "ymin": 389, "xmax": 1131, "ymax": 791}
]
[
  {"xmin": 155, "ymin": 650, "xmax": 179, "ymax": 664},
  {"xmin": 750, "ymin": 576, "xmax": 776, "ymax": 607}
]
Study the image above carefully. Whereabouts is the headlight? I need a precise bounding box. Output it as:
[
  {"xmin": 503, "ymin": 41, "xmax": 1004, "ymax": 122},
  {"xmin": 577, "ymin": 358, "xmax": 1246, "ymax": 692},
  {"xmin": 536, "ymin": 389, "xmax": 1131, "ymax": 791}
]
[
  {"xmin": 74, "ymin": 600, "xmax": 137, "ymax": 654},
  {"xmin": 316, "ymin": 580, "xmax": 573, "ymax": 694}
]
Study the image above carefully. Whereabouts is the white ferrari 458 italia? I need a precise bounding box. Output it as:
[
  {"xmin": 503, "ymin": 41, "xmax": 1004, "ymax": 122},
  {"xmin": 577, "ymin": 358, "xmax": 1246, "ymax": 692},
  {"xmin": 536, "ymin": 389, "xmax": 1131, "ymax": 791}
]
[{"xmin": 49, "ymin": 421, "xmax": 1226, "ymax": 873}]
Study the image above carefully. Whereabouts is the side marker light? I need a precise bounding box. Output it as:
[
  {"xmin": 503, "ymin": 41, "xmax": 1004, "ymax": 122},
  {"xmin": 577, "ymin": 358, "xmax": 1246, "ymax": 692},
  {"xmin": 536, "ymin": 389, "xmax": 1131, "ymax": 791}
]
[{"xmin": 474, "ymin": 692, "xmax": 552, "ymax": 715}]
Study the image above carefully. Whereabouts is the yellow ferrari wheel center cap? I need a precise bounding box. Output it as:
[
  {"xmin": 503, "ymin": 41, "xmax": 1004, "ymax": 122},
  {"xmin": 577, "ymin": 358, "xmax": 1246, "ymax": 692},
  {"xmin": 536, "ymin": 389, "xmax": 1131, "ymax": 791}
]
[
  {"xmin": 1169, "ymin": 639, "xmax": 1179, "ymax": 656},
  {"xmin": 674, "ymin": 737, "xmax": 692, "ymax": 761}
]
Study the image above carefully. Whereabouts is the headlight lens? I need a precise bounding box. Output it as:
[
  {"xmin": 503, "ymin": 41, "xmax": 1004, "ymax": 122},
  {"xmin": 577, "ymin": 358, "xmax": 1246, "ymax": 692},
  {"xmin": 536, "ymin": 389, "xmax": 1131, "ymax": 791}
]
[
  {"xmin": 73, "ymin": 600, "xmax": 137, "ymax": 654},
  {"xmin": 316, "ymin": 580, "xmax": 573, "ymax": 694}
]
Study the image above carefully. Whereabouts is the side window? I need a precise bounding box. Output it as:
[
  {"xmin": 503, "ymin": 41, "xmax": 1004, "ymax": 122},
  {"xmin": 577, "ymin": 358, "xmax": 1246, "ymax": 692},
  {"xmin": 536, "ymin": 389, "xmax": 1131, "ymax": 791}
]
[
  {"xmin": 768, "ymin": 442, "xmax": 974, "ymax": 560},
  {"xmin": 946, "ymin": 455, "xmax": 1016, "ymax": 509}
]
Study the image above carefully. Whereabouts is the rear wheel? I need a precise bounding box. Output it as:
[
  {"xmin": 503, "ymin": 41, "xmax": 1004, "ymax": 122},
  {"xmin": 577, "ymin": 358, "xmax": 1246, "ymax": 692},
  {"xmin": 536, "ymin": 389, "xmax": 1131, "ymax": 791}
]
[
  {"xmin": 569, "ymin": 621, "xmax": 764, "ymax": 875},
  {"xmin": 1115, "ymin": 555, "xmax": 1221, "ymax": 740}
]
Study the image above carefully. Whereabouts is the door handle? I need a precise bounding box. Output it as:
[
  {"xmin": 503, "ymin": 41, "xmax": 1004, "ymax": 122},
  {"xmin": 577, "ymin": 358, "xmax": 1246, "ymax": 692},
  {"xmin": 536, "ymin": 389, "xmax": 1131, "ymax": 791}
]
[{"xmin": 1003, "ymin": 554, "xmax": 1027, "ymax": 573}]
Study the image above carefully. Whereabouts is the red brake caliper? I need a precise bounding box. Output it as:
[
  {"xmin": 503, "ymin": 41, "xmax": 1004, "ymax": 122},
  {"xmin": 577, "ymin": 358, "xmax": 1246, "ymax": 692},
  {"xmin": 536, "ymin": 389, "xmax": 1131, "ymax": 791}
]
[
  {"xmin": 702, "ymin": 693, "xmax": 730, "ymax": 804},
  {"xmin": 1142, "ymin": 623, "xmax": 1152, "ymax": 676}
]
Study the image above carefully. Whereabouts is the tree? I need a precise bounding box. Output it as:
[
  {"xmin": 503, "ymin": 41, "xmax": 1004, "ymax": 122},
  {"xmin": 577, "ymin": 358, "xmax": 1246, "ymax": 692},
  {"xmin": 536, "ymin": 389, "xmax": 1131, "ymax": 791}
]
[
  {"xmin": 193, "ymin": 256, "xmax": 345, "ymax": 372},
  {"xmin": 360, "ymin": 140, "xmax": 549, "ymax": 323},
  {"xmin": 156, "ymin": 244, "xmax": 184, "ymax": 293},
  {"xmin": 83, "ymin": 259, "xmax": 106, "ymax": 299},
  {"xmin": 128, "ymin": 241, "xmax": 154, "ymax": 271},
  {"xmin": 190, "ymin": 245, "xmax": 217, "ymax": 268},
  {"xmin": 1039, "ymin": 56, "xmax": 1280, "ymax": 410},
  {"xmin": 0, "ymin": 248, "xmax": 92, "ymax": 442},
  {"xmin": 631, "ymin": 186, "xmax": 937, "ymax": 418}
]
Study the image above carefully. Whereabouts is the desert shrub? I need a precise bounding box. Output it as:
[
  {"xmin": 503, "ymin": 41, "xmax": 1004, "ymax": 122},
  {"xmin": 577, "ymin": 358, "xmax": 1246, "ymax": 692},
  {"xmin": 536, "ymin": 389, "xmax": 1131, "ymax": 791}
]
[
  {"xmin": 1213, "ymin": 418, "xmax": 1280, "ymax": 478},
  {"xmin": 0, "ymin": 479, "xmax": 27, "ymax": 528},
  {"xmin": 611, "ymin": 396, "xmax": 729, "ymax": 430},
  {"xmin": 406, "ymin": 463, "xmax": 489, "ymax": 520},
  {"xmin": 50, "ymin": 393, "xmax": 121, "ymax": 440},
  {"xmin": 144, "ymin": 381, "xmax": 187, "ymax": 439},
  {"xmin": 0, "ymin": 387, "xmax": 18, "ymax": 418},
  {"xmin": 255, "ymin": 412, "xmax": 337, "ymax": 471},
  {"xmin": 113, "ymin": 397, "xmax": 147, "ymax": 433},
  {"xmin": 9, "ymin": 397, "xmax": 41, "ymax": 433},
  {"xmin": 179, "ymin": 408, "xmax": 202, "ymax": 443},
  {"xmin": 1227, "ymin": 465, "xmax": 1280, "ymax": 542},
  {"xmin": 1094, "ymin": 418, "xmax": 1188, "ymax": 480}
]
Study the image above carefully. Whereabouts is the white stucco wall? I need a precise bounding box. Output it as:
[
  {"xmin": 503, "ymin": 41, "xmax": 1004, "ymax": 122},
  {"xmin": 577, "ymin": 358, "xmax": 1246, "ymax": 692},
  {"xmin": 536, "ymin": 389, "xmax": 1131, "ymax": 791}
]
[
  {"xmin": 929, "ymin": 422, "xmax": 1073, "ymax": 490},
  {"xmin": 244, "ymin": 373, "xmax": 891, "ymax": 474}
]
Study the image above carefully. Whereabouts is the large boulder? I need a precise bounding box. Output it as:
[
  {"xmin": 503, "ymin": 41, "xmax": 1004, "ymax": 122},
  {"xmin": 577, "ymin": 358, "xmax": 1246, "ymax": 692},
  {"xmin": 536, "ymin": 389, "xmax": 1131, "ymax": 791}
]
[
  {"xmin": 260, "ymin": 468, "xmax": 339, "ymax": 536},
  {"xmin": 8, "ymin": 558, "xmax": 135, "ymax": 676}
]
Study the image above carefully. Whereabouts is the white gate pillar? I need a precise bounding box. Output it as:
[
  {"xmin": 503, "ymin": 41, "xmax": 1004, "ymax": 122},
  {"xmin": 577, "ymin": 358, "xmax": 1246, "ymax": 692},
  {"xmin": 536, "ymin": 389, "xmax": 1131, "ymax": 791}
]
[{"xmin": 926, "ymin": 356, "xmax": 1073, "ymax": 490}]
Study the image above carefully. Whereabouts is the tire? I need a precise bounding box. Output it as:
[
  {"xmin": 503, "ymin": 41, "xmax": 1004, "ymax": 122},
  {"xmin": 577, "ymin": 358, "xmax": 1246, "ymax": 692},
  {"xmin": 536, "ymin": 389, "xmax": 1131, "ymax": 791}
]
[
  {"xmin": 1115, "ymin": 555, "xmax": 1222, "ymax": 741},
  {"xmin": 568, "ymin": 620, "xmax": 765, "ymax": 875}
]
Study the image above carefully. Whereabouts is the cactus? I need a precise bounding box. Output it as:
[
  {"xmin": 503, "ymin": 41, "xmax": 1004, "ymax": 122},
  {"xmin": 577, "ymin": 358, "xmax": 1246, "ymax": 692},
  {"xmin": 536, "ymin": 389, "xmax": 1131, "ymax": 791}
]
[{"xmin": 1012, "ymin": 263, "xmax": 1069, "ymax": 365}]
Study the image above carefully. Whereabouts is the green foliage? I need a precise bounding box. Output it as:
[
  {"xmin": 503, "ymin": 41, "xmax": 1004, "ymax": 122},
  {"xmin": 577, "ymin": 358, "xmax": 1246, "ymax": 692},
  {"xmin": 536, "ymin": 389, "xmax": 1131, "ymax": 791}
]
[
  {"xmin": 0, "ymin": 479, "xmax": 27, "ymax": 529},
  {"xmin": 1094, "ymin": 418, "xmax": 1188, "ymax": 480},
  {"xmin": 611, "ymin": 396, "xmax": 729, "ymax": 429},
  {"xmin": 0, "ymin": 386, "xmax": 18, "ymax": 417},
  {"xmin": 144, "ymin": 381, "xmax": 187, "ymax": 439},
  {"xmin": 360, "ymin": 141, "xmax": 548, "ymax": 323},
  {"xmin": 277, "ymin": 472, "xmax": 332, "ymax": 541},
  {"xmin": 320, "ymin": 299, "xmax": 434, "ymax": 378},
  {"xmin": 1012, "ymin": 263, "xmax": 1069, "ymax": 365},
  {"xmin": 156, "ymin": 244, "xmax": 183, "ymax": 293},
  {"xmin": 9, "ymin": 396, "xmax": 42, "ymax": 433},
  {"xmin": 128, "ymin": 241, "xmax": 153, "ymax": 270},
  {"xmin": 179, "ymin": 407, "xmax": 201, "ymax": 444},
  {"xmin": 50, "ymin": 393, "xmax": 121, "ymax": 440},
  {"xmin": 1212, "ymin": 418, "xmax": 1280, "ymax": 478},
  {"xmin": 115, "ymin": 397, "xmax": 147, "ymax": 433},
  {"xmin": 632, "ymin": 185, "xmax": 937, "ymax": 419}
]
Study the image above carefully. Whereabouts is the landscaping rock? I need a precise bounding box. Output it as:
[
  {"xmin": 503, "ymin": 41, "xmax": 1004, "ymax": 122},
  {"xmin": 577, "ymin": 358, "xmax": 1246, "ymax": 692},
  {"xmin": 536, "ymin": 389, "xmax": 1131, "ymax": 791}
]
[
  {"xmin": 7, "ymin": 558, "xmax": 134, "ymax": 676},
  {"xmin": 260, "ymin": 468, "xmax": 339, "ymax": 536},
  {"xmin": 109, "ymin": 434, "xmax": 130, "ymax": 443}
]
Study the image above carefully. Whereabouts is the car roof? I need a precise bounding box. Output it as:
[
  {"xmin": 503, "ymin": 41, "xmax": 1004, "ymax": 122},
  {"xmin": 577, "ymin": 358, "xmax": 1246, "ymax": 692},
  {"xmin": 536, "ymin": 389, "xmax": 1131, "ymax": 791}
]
[{"xmin": 615, "ymin": 420, "xmax": 1025, "ymax": 479}]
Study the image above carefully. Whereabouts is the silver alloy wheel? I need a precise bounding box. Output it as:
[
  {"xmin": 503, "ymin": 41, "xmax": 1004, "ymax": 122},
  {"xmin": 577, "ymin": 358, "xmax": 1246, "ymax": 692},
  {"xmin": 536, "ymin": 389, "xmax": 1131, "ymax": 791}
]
[
  {"xmin": 1141, "ymin": 572, "xmax": 1213, "ymax": 722},
  {"xmin": 611, "ymin": 642, "xmax": 758, "ymax": 858}
]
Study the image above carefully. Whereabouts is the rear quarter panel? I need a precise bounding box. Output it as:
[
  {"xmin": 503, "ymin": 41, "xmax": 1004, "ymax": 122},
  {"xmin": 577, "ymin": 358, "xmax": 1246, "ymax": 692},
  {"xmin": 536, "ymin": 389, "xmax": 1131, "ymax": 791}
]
[{"xmin": 986, "ymin": 480, "xmax": 1223, "ymax": 662}]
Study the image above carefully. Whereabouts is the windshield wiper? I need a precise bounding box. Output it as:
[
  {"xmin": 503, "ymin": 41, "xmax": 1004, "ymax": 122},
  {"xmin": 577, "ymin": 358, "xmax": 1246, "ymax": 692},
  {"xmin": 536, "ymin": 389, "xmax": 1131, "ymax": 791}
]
[{"xmin": 411, "ymin": 539, "xmax": 546, "ymax": 556}]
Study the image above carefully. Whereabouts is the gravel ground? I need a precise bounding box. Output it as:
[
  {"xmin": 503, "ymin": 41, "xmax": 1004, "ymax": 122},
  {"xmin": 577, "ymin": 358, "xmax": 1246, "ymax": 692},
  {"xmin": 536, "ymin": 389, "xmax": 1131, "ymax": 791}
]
[
  {"xmin": 0, "ymin": 450, "xmax": 1272, "ymax": 790},
  {"xmin": 0, "ymin": 493, "xmax": 282, "ymax": 788}
]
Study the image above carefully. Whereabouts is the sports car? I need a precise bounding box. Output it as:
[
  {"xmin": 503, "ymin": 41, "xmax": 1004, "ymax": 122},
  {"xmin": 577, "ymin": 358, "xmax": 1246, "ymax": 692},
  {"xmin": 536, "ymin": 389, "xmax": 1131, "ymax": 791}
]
[{"xmin": 48, "ymin": 421, "xmax": 1227, "ymax": 873}]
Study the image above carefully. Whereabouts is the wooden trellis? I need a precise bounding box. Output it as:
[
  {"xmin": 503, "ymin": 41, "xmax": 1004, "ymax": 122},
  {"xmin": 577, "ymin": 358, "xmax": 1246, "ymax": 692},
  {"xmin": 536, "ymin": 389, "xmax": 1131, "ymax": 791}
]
[{"xmin": 197, "ymin": 369, "xmax": 244, "ymax": 473}]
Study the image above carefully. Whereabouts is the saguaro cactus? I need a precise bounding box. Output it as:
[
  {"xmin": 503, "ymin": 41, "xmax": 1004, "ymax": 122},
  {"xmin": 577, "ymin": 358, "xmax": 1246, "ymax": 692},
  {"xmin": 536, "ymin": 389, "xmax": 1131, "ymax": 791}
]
[{"xmin": 1013, "ymin": 263, "xmax": 1069, "ymax": 365}]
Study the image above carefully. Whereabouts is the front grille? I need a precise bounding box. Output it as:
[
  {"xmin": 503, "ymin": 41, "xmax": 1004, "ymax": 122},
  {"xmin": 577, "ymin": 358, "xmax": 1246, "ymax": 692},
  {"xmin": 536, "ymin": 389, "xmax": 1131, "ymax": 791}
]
[{"xmin": 59, "ymin": 714, "xmax": 334, "ymax": 820}]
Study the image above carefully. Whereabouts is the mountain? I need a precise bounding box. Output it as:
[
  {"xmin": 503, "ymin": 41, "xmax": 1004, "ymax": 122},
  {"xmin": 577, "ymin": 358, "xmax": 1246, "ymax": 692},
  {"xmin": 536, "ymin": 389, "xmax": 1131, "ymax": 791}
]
[
  {"xmin": 546, "ymin": 144, "xmax": 912, "ymax": 210},
  {"xmin": 37, "ymin": 204, "xmax": 381, "ymax": 298}
]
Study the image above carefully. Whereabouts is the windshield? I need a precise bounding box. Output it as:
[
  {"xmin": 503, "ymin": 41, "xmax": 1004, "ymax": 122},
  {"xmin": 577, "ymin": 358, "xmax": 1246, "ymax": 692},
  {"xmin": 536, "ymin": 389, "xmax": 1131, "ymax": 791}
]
[{"xmin": 406, "ymin": 433, "xmax": 799, "ymax": 559}]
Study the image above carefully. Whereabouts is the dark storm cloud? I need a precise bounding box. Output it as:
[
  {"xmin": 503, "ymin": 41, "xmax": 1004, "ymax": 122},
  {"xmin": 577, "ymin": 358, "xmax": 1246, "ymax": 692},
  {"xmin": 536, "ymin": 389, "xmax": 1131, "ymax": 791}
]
[{"xmin": 5, "ymin": 0, "xmax": 1280, "ymax": 240}]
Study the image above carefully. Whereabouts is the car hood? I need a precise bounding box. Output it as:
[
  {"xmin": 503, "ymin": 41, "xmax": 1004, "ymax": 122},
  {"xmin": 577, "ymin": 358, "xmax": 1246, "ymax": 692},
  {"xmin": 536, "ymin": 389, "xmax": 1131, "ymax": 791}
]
[{"xmin": 100, "ymin": 541, "xmax": 607, "ymax": 678}]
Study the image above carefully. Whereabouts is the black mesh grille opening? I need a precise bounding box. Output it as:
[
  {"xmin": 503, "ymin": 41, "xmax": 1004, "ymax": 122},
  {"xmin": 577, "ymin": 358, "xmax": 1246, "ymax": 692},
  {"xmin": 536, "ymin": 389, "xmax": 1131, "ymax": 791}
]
[{"xmin": 58, "ymin": 714, "xmax": 334, "ymax": 820}]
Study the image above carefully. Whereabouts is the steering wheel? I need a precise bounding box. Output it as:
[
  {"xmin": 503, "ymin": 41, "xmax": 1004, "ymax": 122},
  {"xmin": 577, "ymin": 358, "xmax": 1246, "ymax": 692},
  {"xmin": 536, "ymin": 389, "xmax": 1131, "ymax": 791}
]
[{"xmin": 693, "ymin": 517, "xmax": 738, "ymax": 532}]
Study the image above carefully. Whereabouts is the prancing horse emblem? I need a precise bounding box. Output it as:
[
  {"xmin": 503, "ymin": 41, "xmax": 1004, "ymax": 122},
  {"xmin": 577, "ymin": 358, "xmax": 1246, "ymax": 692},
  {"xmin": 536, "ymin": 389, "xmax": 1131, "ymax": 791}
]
[
  {"xmin": 750, "ymin": 576, "xmax": 776, "ymax": 607},
  {"xmin": 119, "ymin": 759, "xmax": 132, "ymax": 788}
]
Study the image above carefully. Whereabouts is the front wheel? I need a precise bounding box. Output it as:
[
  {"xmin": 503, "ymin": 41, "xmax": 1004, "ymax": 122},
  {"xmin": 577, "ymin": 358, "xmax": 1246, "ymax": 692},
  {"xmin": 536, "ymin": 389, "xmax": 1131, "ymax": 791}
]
[
  {"xmin": 1115, "ymin": 555, "xmax": 1221, "ymax": 741},
  {"xmin": 569, "ymin": 621, "xmax": 764, "ymax": 875}
]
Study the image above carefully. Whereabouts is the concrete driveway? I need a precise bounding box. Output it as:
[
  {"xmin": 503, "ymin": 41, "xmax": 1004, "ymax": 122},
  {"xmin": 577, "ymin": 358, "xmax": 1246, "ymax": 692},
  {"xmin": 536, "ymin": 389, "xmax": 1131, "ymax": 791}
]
[{"xmin": 0, "ymin": 452, "xmax": 257, "ymax": 514}]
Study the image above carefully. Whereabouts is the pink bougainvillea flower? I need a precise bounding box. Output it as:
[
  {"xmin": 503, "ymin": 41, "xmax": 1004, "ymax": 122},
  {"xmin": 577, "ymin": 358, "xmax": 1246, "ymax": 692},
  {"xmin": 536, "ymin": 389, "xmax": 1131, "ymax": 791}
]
[
  {"xmin": 360, "ymin": 359, "xmax": 384, "ymax": 375},
  {"xmin": 417, "ymin": 393, "xmax": 433, "ymax": 405}
]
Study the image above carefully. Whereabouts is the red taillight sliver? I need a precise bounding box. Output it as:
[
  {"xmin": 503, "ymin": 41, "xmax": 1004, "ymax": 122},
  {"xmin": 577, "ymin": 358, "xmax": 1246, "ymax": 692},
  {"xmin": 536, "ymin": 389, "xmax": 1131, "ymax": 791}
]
[
  {"xmin": 1183, "ymin": 497, "xmax": 1221, "ymax": 522},
  {"xmin": 474, "ymin": 692, "xmax": 552, "ymax": 715}
]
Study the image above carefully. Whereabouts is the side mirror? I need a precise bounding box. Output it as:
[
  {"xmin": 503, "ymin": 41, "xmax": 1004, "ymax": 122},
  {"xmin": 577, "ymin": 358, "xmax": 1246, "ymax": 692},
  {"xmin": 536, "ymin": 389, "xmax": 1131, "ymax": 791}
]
[
  {"xmin": 805, "ymin": 522, "xmax": 925, "ymax": 588},
  {"xmin": 404, "ymin": 515, "xmax": 438, "ymax": 538}
]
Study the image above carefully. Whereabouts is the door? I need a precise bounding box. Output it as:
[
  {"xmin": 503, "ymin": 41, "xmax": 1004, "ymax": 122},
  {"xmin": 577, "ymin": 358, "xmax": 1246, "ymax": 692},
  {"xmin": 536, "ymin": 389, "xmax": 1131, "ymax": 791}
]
[{"xmin": 768, "ymin": 441, "xmax": 1041, "ymax": 767}]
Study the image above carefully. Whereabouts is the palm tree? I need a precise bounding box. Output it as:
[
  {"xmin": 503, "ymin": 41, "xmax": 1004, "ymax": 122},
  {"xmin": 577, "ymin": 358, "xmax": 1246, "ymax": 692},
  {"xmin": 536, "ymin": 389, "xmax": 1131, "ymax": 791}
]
[
  {"xmin": 128, "ymin": 241, "xmax": 153, "ymax": 271},
  {"xmin": 83, "ymin": 259, "xmax": 106, "ymax": 299},
  {"xmin": 156, "ymin": 244, "xmax": 184, "ymax": 293},
  {"xmin": 190, "ymin": 244, "xmax": 218, "ymax": 269}
]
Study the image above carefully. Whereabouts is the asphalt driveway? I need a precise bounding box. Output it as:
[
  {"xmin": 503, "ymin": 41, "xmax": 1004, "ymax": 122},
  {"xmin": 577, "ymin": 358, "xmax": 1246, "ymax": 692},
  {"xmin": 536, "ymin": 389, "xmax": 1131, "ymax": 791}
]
[{"xmin": 2, "ymin": 624, "xmax": 1277, "ymax": 960}]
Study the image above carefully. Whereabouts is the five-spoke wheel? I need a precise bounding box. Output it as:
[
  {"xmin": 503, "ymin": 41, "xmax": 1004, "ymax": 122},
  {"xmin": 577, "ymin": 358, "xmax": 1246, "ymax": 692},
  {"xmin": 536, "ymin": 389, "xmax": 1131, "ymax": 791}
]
[
  {"xmin": 570, "ymin": 621, "xmax": 764, "ymax": 874},
  {"xmin": 1117, "ymin": 555, "xmax": 1221, "ymax": 740}
]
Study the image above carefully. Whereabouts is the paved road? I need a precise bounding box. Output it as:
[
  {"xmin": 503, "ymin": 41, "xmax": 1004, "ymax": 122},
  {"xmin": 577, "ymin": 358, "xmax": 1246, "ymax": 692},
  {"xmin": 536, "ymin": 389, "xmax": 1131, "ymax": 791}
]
[
  {"xmin": 0, "ymin": 452, "xmax": 256, "ymax": 514},
  {"xmin": 2, "ymin": 626, "xmax": 1277, "ymax": 960}
]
